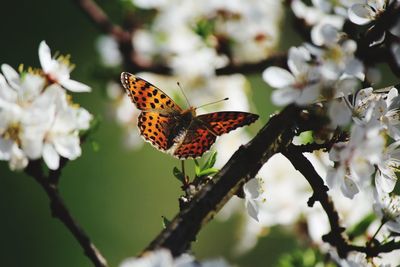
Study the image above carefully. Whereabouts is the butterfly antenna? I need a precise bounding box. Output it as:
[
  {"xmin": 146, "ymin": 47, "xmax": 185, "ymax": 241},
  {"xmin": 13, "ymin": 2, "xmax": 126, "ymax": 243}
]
[
  {"xmin": 195, "ymin": 97, "xmax": 229, "ymax": 110},
  {"xmin": 177, "ymin": 82, "xmax": 191, "ymax": 107}
]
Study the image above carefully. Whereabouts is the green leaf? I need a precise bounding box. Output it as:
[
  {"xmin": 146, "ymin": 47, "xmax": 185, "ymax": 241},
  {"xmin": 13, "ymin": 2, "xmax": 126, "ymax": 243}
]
[
  {"xmin": 202, "ymin": 151, "xmax": 217, "ymax": 171},
  {"xmin": 194, "ymin": 159, "xmax": 201, "ymax": 176},
  {"xmin": 173, "ymin": 167, "xmax": 185, "ymax": 183},
  {"xmin": 197, "ymin": 168, "xmax": 219, "ymax": 177},
  {"xmin": 161, "ymin": 216, "xmax": 171, "ymax": 229},
  {"xmin": 347, "ymin": 213, "xmax": 376, "ymax": 239}
]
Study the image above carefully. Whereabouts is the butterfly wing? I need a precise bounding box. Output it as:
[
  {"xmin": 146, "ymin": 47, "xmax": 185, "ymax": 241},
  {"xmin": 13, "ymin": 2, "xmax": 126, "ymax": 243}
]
[
  {"xmin": 173, "ymin": 122, "xmax": 217, "ymax": 159},
  {"xmin": 173, "ymin": 112, "xmax": 258, "ymax": 158},
  {"xmin": 120, "ymin": 72, "xmax": 182, "ymax": 113},
  {"xmin": 197, "ymin": 112, "xmax": 259, "ymax": 135},
  {"xmin": 138, "ymin": 111, "xmax": 179, "ymax": 151}
]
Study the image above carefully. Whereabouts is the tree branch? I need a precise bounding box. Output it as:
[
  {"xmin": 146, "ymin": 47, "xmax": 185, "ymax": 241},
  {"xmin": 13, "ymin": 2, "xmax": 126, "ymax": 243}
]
[
  {"xmin": 26, "ymin": 160, "xmax": 108, "ymax": 267},
  {"xmin": 73, "ymin": 0, "xmax": 130, "ymax": 43},
  {"xmin": 142, "ymin": 105, "xmax": 310, "ymax": 256}
]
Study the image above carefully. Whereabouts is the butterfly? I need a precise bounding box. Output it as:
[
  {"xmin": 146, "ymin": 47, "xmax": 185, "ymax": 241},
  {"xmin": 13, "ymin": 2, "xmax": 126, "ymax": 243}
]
[{"xmin": 120, "ymin": 72, "xmax": 259, "ymax": 159}]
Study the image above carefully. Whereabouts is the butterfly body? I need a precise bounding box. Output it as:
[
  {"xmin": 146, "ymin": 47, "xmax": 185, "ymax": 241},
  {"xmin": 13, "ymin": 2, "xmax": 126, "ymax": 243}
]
[{"xmin": 120, "ymin": 72, "xmax": 259, "ymax": 159}]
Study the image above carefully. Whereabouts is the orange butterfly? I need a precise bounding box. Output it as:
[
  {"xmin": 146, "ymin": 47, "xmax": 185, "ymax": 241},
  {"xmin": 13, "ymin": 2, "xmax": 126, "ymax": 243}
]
[{"xmin": 120, "ymin": 72, "xmax": 259, "ymax": 159}]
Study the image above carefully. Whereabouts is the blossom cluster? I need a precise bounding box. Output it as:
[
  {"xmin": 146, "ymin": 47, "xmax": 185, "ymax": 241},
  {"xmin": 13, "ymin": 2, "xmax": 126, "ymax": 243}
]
[
  {"xmin": 247, "ymin": 0, "xmax": 400, "ymax": 265},
  {"xmin": 98, "ymin": 0, "xmax": 281, "ymax": 150},
  {"xmin": 0, "ymin": 41, "xmax": 92, "ymax": 171}
]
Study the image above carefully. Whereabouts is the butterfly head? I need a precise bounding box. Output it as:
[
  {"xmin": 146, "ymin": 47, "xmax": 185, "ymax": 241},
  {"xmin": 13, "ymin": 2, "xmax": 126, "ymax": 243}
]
[{"xmin": 181, "ymin": 106, "xmax": 197, "ymax": 120}]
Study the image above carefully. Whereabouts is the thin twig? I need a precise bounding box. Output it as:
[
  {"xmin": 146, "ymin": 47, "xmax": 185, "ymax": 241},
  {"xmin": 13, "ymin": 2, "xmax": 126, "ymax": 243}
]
[
  {"xmin": 26, "ymin": 160, "xmax": 108, "ymax": 267},
  {"xmin": 72, "ymin": 0, "xmax": 287, "ymax": 75},
  {"xmin": 282, "ymin": 144, "xmax": 400, "ymax": 258}
]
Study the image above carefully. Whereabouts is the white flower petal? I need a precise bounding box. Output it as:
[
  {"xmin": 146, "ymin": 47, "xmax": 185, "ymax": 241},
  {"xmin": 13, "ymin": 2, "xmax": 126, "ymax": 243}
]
[
  {"xmin": 75, "ymin": 108, "xmax": 92, "ymax": 130},
  {"xmin": 329, "ymin": 100, "xmax": 352, "ymax": 126},
  {"xmin": 348, "ymin": 4, "xmax": 375, "ymax": 25},
  {"xmin": 243, "ymin": 178, "xmax": 261, "ymax": 199},
  {"xmin": 53, "ymin": 135, "xmax": 81, "ymax": 160},
  {"xmin": 271, "ymin": 87, "xmax": 300, "ymax": 106},
  {"xmin": 9, "ymin": 144, "xmax": 28, "ymax": 171},
  {"xmin": 262, "ymin": 67, "xmax": 295, "ymax": 88},
  {"xmin": 245, "ymin": 199, "xmax": 259, "ymax": 222},
  {"xmin": 295, "ymin": 84, "xmax": 320, "ymax": 105},
  {"xmin": 60, "ymin": 79, "xmax": 91, "ymax": 92},
  {"xmin": 0, "ymin": 74, "xmax": 17, "ymax": 102},
  {"xmin": 43, "ymin": 143, "xmax": 60, "ymax": 170},
  {"xmin": 38, "ymin": 41, "xmax": 53, "ymax": 73},
  {"xmin": 341, "ymin": 176, "xmax": 359, "ymax": 199},
  {"xmin": 1, "ymin": 64, "xmax": 20, "ymax": 90},
  {"xmin": 0, "ymin": 138, "xmax": 13, "ymax": 160},
  {"xmin": 311, "ymin": 23, "xmax": 338, "ymax": 46},
  {"xmin": 287, "ymin": 46, "xmax": 311, "ymax": 77},
  {"xmin": 375, "ymin": 169, "xmax": 397, "ymax": 193},
  {"xmin": 21, "ymin": 130, "xmax": 44, "ymax": 159}
]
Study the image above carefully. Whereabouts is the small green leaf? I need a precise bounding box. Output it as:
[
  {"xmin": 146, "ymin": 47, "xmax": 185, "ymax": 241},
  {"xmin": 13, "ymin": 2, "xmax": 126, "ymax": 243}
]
[
  {"xmin": 347, "ymin": 213, "xmax": 376, "ymax": 239},
  {"xmin": 173, "ymin": 167, "xmax": 185, "ymax": 183},
  {"xmin": 202, "ymin": 151, "xmax": 217, "ymax": 170},
  {"xmin": 161, "ymin": 216, "xmax": 171, "ymax": 229},
  {"xmin": 197, "ymin": 168, "xmax": 219, "ymax": 177},
  {"xmin": 194, "ymin": 159, "xmax": 201, "ymax": 176}
]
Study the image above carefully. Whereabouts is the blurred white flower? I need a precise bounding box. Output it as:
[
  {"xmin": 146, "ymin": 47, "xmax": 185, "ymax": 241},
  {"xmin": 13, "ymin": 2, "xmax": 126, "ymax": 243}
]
[
  {"xmin": 263, "ymin": 46, "xmax": 322, "ymax": 106},
  {"xmin": 376, "ymin": 141, "xmax": 400, "ymax": 193},
  {"xmin": 291, "ymin": 0, "xmax": 345, "ymax": 28},
  {"xmin": 327, "ymin": 122, "xmax": 385, "ymax": 198},
  {"xmin": 132, "ymin": 0, "xmax": 283, "ymax": 76},
  {"xmin": 307, "ymin": 39, "xmax": 364, "ymax": 81},
  {"xmin": 373, "ymin": 191, "xmax": 400, "ymax": 233},
  {"xmin": 256, "ymin": 154, "xmax": 311, "ymax": 225},
  {"xmin": 106, "ymin": 81, "xmax": 143, "ymax": 150},
  {"xmin": 348, "ymin": 0, "xmax": 388, "ymax": 25},
  {"xmin": 119, "ymin": 249, "xmax": 231, "ymax": 267},
  {"xmin": 243, "ymin": 178, "xmax": 265, "ymax": 222},
  {"xmin": 132, "ymin": 0, "xmax": 168, "ymax": 9},
  {"xmin": 333, "ymin": 251, "xmax": 372, "ymax": 267},
  {"xmin": 96, "ymin": 35, "xmax": 123, "ymax": 67},
  {"xmin": 39, "ymin": 41, "xmax": 91, "ymax": 92}
]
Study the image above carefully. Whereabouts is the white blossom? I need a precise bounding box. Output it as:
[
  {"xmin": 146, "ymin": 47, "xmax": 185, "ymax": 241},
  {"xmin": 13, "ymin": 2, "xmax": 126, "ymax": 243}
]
[
  {"xmin": 348, "ymin": 0, "xmax": 388, "ymax": 25},
  {"xmin": 327, "ymin": 122, "xmax": 385, "ymax": 198},
  {"xmin": 39, "ymin": 41, "xmax": 91, "ymax": 92},
  {"xmin": 96, "ymin": 35, "xmax": 123, "ymax": 67},
  {"xmin": 263, "ymin": 46, "xmax": 322, "ymax": 106},
  {"xmin": 0, "ymin": 42, "xmax": 93, "ymax": 171},
  {"xmin": 374, "ymin": 191, "xmax": 400, "ymax": 233}
]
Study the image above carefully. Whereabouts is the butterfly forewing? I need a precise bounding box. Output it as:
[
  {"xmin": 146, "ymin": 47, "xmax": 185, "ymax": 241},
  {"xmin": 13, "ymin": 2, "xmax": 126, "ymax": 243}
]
[
  {"xmin": 197, "ymin": 112, "xmax": 259, "ymax": 136},
  {"xmin": 138, "ymin": 112, "xmax": 178, "ymax": 151},
  {"xmin": 121, "ymin": 72, "xmax": 182, "ymax": 113}
]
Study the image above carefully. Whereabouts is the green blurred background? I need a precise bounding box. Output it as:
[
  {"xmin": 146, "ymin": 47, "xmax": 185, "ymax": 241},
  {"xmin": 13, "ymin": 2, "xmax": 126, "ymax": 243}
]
[{"xmin": 3, "ymin": 1, "xmax": 387, "ymax": 267}]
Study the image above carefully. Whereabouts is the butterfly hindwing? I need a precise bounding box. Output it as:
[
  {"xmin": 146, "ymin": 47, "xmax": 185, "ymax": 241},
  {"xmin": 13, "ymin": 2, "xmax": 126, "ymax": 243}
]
[
  {"xmin": 197, "ymin": 112, "xmax": 259, "ymax": 136},
  {"xmin": 120, "ymin": 72, "xmax": 182, "ymax": 113},
  {"xmin": 173, "ymin": 122, "xmax": 217, "ymax": 159}
]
